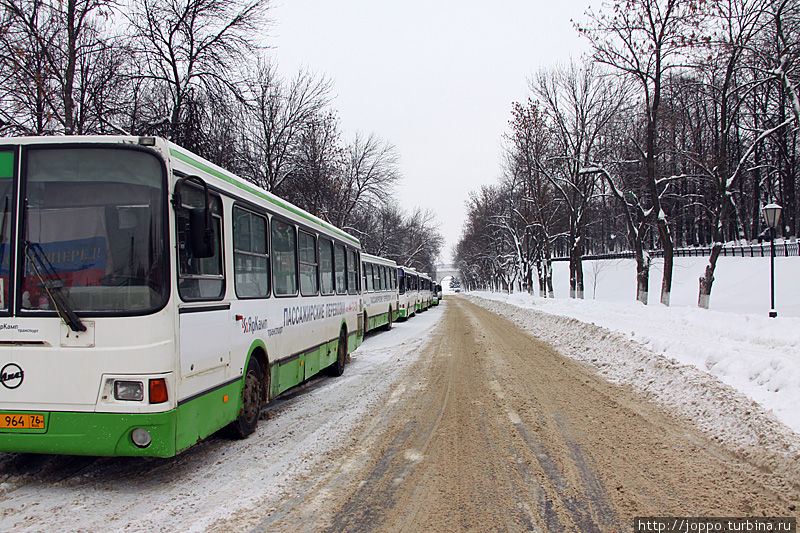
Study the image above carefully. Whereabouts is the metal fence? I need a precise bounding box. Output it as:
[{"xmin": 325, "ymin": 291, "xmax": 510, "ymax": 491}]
[{"xmin": 552, "ymin": 241, "xmax": 800, "ymax": 262}]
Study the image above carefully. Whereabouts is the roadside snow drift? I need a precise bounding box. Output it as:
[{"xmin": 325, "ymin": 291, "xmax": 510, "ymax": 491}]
[{"xmin": 468, "ymin": 293, "xmax": 800, "ymax": 474}]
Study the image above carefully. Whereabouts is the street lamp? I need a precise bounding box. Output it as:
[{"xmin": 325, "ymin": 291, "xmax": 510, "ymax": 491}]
[{"xmin": 762, "ymin": 203, "xmax": 782, "ymax": 318}]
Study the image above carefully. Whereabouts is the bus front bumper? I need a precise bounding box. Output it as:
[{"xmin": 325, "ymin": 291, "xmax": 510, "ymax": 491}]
[{"xmin": 0, "ymin": 410, "xmax": 178, "ymax": 457}]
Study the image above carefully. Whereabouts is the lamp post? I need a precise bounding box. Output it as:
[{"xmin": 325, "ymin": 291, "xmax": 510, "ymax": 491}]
[{"xmin": 762, "ymin": 203, "xmax": 782, "ymax": 318}]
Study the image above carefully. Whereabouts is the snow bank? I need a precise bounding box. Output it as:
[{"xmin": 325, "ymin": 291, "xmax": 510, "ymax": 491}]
[
  {"xmin": 556, "ymin": 256, "xmax": 800, "ymax": 317},
  {"xmin": 482, "ymin": 290, "xmax": 800, "ymax": 430},
  {"xmin": 468, "ymin": 293, "xmax": 800, "ymax": 471}
]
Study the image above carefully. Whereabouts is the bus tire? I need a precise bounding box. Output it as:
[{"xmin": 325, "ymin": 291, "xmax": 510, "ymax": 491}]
[
  {"xmin": 228, "ymin": 357, "xmax": 263, "ymax": 438},
  {"xmin": 383, "ymin": 306, "xmax": 393, "ymax": 331},
  {"xmin": 328, "ymin": 328, "xmax": 347, "ymax": 377}
]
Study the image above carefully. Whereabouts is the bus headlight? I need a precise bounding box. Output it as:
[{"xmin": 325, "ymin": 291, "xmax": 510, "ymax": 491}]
[
  {"xmin": 114, "ymin": 381, "xmax": 144, "ymax": 401},
  {"xmin": 131, "ymin": 428, "xmax": 152, "ymax": 448}
]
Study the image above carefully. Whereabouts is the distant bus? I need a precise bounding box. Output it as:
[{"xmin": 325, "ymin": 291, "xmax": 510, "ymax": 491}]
[
  {"xmin": 397, "ymin": 265, "xmax": 418, "ymax": 319},
  {"xmin": 433, "ymin": 283, "xmax": 442, "ymax": 304},
  {"xmin": 361, "ymin": 253, "xmax": 398, "ymax": 332},
  {"xmin": 0, "ymin": 136, "xmax": 362, "ymax": 457},
  {"xmin": 418, "ymin": 273, "xmax": 432, "ymax": 311}
]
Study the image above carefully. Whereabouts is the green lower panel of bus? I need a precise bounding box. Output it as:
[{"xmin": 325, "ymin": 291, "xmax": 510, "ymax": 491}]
[
  {"xmin": 0, "ymin": 380, "xmax": 243, "ymax": 458},
  {"xmin": 348, "ymin": 330, "xmax": 361, "ymax": 353},
  {"xmin": 367, "ymin": 311, "xmax": 390, "ymax": 331}
]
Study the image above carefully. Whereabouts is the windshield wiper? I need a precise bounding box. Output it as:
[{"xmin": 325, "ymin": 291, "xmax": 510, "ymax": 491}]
[{"xmin": 24, "ymin": 241, "xmax": 86, "ymax": 333}]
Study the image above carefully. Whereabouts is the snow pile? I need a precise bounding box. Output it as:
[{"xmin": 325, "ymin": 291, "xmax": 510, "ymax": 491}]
[
  {"xmin": 556, "ymin": 256, "xmax": 800, "ymax": 317},
  {"xmin": 468, "ymin": 291, "xmax": 800, "ymax": 468}
]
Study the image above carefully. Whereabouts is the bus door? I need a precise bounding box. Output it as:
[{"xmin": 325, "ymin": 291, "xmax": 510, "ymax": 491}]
[{"xmin": 174, "ymin": 178, "xmax": 231, "ymax": 393}]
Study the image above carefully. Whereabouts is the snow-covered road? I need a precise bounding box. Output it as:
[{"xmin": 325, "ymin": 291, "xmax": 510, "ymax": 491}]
[
  {"xmin": 1, "ymin": 291, "xmax": 798, "ymax": 531},
  {"xmin": 0, "ymin": 307, "xmax": 444, "ymax": 532}
]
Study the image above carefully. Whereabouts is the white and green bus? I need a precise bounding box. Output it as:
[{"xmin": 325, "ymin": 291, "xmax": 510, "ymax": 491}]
[
  {"xmin": 396, "ymin": 265, "xmax": 418, "ymax": 320},
  {"xmin": 0, "ymin": 136, "xmax": 363, "ymax": 457},
  {"xmin": 418, "ymin": 273, "xmax": 432, "ymax": 311},
  {"xmin": 361, "ymin": 253, "xmax": 398, "ymax": 333}
]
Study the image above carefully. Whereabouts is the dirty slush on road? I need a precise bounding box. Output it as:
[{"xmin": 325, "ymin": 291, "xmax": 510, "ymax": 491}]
[{"xmin": 250, "ymin": 296, "xmax": 799, "ymax": 533}]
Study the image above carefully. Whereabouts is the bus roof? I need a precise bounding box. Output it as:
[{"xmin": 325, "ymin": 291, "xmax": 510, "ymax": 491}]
[{"xmin": 361, "ymin": 253, "xmax": 397, "ymax": 267}]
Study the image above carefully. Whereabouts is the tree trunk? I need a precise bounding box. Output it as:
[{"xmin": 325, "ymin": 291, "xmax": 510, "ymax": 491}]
[
  {"xmin": 659, "ymin": 226, "xmax": 673, "ymax": 306},
  {"xmin": 634, "ymin": 244, "xmax": 649, "ymax": 305},
  {"xmin": 698, "ymin": 243, "xmax": 721, "ymax": 309},
  {"xmin": 569, "ymin": 248, "xmax": 584, "ymax": 299},
  {"xmin": 544, "ymin": 258, "xmax": 554, "ymax": 298}
]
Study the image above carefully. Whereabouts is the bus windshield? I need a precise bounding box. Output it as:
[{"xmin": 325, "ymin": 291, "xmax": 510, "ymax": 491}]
[{"xmin": 21, "ymin": 147, "xmax": 167, "ymax": 314}]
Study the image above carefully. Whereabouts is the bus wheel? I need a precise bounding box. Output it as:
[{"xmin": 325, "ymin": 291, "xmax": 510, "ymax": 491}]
[
  {"xmin": 384, "ymin": 306, "xmax": 393, "ymax": 331},
  {"xmin": 229, "ymin": 358, "xmax": 263, "ymax": 438},
  {"xmin": 328, "ymin": 328, "xmax": 347, "ymax": 376}
]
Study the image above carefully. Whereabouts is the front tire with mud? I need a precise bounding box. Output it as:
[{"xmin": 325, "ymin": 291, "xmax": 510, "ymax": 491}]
[
  {"xmin": 228, "ymin": 357, "xmax": 264, "ymax": 438},
  {"xmin": 383, "ymin": 306, "xmax": 393, "ymax": 331},
  {"xmin": 327, "ymin": 328, "xmax": 347, "ymax": 376}
]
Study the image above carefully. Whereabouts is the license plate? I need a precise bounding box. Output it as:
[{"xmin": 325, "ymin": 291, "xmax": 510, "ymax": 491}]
[{"xmin": 0, "ymin": 413, "xmax": 45, "ymax": 430}]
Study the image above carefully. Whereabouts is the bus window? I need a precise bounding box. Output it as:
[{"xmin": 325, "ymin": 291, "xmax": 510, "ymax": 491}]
[
  {"xmin": 233, "ymin": 207, "xmax": 269, "ymax": 298},
  {"xmin": 398, "ymin": 269, "xmax": 405, "ymax": 294},
  {"xmin": 271, "ymin": 218, "xmax": 297, "ymax": 296},
  {"xmin": 0, "ymin": 150, "xmax": 12, "ymax": 313},
  {"xmin": 334, "ymin": 243, "xmax": 347, "ymax": 294},
  {"xmin": 319, "ymin": 237, "xmax": 334, "ymax": 295},
  {"xmin": 347, "ymin": 249, "xmax": 359, "ymax": 294},
  {"xmin": 365, "ymin": 263, "xmax": 373, "ymax": 292},
  {"xmin": 176, "ymin": 183, "xmax": 223, "ymax": 301},
  {"xmin": 299, "ymin": 230, "xmax": 318, "ymax": 296}
]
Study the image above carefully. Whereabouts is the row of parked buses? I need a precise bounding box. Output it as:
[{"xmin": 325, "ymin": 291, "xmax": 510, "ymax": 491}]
[
  {"xmin": 0, "ymin": 136, "xmax": 441, "ymax": 458},
  {"xmin": 360, "ymin": 254, "xmax": 441, "ymax": 334}
]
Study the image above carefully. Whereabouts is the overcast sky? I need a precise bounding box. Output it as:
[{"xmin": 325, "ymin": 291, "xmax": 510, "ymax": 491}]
[{"xmin": 269, "ymin": 1, "xmax": 591, "ymax": 263}]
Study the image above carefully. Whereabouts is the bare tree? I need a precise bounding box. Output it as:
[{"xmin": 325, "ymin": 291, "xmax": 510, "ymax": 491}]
[
  {"xmin": 281, "ymin": 110, "xmax": 344, "ymax": 221},
  {"xmin": 579, "ymin": 0, "xmax": 706, "ymax": 305},
  {"xmin": 505, "ymin": 99, "xmax": 558, "ymax": 296},
  {"xmin": 125, "ymin": 0, "xmax": 268, "ymax": 147},
  {"xmin": 336, "ymin": 132, "xmax": 401, "ymax": 229},
  {"xmin": 687, "ymin": 0, "xmax": 799, "ymax": 307},
  {"xmin": 351, "ymin": 202, "xmax": 443, "ymax": 274},
  {"xmin": 531, "ymin": 60, "xmax": 627, "ymax": 298},
  {"xmin": 584, "ymin": 163, "xmax": 653, "ymax": 303},
  {"xmin": 0, "ymin": 0, "xmax": 119, "ymax": 134},
  {"xmin": 239, "ymin": 62, "xmax": 332, "ymax": 191}
]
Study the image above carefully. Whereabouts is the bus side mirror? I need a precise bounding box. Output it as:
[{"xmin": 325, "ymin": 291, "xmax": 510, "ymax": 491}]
[{"xmin": 189, "ymin": 208, "xmax": 214, "ymax": 258}]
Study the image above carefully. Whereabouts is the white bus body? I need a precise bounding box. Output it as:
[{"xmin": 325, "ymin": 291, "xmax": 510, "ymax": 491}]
[
  {"xmin": 361, "ymin": 253, "xmax": 398, "ymax": 332},
  {"xmin": 418, "ymin": 273, "xmax": 432, "ymax": 311},
  {"xmin": 396, "ymin": 266, "xmax": 419, "ymax": 319},
  {"xmin": 0, "ymin": 136, "xmax": 362, "ymax": 457}
]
